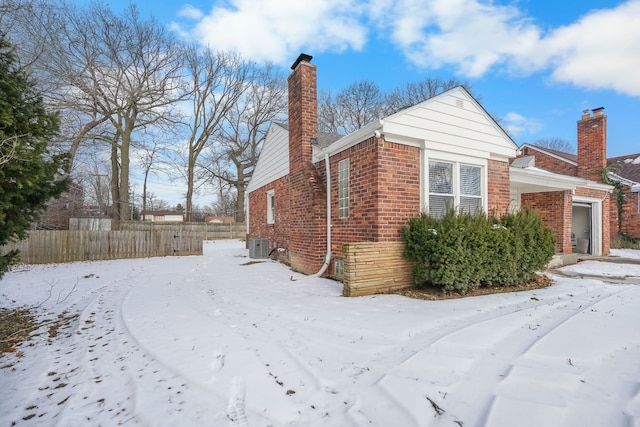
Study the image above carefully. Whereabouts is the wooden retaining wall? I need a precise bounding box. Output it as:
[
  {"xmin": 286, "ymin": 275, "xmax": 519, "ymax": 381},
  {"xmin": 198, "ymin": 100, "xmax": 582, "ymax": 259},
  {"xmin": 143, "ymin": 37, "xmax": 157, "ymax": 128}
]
[
  {"xmin": 2, "ymin": 230, "xmax": 203, "ymax": 264},
  {"xmin": 342, "ymin": 241, "xmax": 414, "ymax": 297}
]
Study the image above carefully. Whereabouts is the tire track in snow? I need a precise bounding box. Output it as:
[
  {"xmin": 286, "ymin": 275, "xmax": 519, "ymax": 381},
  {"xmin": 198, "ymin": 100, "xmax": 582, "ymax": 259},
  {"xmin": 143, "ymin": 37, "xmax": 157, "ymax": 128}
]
[{"xmin": 337, "ymin": 287, "xmax": 629, "ymax": 427}]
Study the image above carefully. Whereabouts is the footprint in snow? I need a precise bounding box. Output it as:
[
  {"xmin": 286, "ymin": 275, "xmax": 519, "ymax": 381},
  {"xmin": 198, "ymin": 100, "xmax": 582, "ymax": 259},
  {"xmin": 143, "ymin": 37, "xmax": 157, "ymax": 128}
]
[{"xmin": 226, "ymin": 376, "xmax": 248, "ymax": 427}]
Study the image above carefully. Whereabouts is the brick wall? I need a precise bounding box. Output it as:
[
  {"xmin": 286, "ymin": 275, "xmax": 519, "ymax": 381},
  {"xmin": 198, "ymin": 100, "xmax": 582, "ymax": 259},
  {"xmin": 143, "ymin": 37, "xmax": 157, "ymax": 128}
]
[
  {"xmin": 326, "ymin": 137, "xmax": 421, "ymax": 266},
  {"xmin": 522, "ymin": 190, "xmax": 573, "ymax": 253},
  {"xmin": 611, "ymin": 186, "xmax": 640, "ymax": 238},
  {"xmin": 519, "ymin": 147, "xmax": 578, "ymax": 176},
  {"xmin": 487, "ymin": 159, "xmax": 511, "ymax": 215},
  {"xmin": 248, "ymin": 175, "xmax": 291, "ymax": 253}
]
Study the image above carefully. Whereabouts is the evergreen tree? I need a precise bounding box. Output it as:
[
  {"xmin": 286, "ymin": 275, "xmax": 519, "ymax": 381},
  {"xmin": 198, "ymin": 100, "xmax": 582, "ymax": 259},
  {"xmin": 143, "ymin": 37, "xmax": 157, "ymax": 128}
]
[{"xmin": 0, "ymin": 34, "xmax": 69, "ymax": 278}]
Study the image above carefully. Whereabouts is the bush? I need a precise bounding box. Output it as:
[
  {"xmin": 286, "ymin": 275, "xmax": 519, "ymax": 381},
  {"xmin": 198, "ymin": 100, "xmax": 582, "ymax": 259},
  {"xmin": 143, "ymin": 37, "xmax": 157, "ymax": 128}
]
[
  {"xmin": 611, "ymin": 232, "xmax": 640, "ymax": 249},
  {"xmin": 401, "ymin": 209, "xmax": 555, "ymax": 294}
]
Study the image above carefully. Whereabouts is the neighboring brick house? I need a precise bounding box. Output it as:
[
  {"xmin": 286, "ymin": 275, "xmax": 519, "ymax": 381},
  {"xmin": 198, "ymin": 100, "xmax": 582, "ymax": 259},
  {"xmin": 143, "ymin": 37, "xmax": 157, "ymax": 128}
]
[
  {"xmin": 519, "ymin": 139, "xmax": 640, "ymax": 239},
  {"xmin": 514, "ymin": 108, "xmax": 614, "ymax": 255},
  {"xmin": 246, "ymin": 54, "xmax": 612, "ymax": 290},
  {"xmin": 607, "ymin": 154, "xmax": 640, "ymax": 237}
]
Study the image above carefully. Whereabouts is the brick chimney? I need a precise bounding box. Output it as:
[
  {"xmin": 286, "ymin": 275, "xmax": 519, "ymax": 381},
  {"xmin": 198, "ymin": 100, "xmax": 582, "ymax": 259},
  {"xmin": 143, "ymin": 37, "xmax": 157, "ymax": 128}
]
[
  {"xmin": 577, "ymin": 107, "xmax": 607, "ymax": 181},
  {"xmin": 287, "ymin": 53, "xmax": 326, "ymax": 274},
  {"xmin": 288, "ymin": 53, "xmax": 317, "ymax": 180}
]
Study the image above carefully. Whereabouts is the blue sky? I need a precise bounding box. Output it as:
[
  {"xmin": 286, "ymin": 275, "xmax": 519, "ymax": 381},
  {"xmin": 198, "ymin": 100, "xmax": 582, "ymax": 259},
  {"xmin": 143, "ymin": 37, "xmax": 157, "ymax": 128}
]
[
  {"xmin": 77, "ymin": 0, "xmax": 639, "ymax": 206},
  {"xmin": 101, "ymin": 0, "xmax": 640, "ymax": 159}
]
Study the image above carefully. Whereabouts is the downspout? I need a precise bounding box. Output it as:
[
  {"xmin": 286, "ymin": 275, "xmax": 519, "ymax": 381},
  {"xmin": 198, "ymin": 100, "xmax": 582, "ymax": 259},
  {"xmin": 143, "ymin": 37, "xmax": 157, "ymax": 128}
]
[
  {"xmin": 311, "ymin": 152, "xmax": 332, "ymax": 277},
  {"xmin": 291, "ymin": 152, "xmax": 332, "ymax": 280}
]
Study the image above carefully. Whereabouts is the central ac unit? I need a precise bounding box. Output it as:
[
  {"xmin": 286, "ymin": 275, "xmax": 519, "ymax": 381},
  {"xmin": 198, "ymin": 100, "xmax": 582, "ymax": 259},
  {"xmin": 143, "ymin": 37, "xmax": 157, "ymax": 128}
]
[{"xmin": 249, "ymin": 238, "xmax": 269, "ymax": 259}]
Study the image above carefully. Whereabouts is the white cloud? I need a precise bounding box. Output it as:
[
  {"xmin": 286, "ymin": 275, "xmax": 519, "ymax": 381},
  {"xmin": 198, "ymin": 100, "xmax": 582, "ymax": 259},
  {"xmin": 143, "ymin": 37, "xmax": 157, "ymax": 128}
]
[
  {"xmin": 386, "ymin": 0, "xmax": 541, "ymax": 77},
  {"xmin": 539, "ymin": 1, "xmax": 640, "ymax": 96},
  {"xmin": 175, "ymin": 0, "xmax": 368, "ymax": 64},
  {"xmin": 502, "ymin": 112, "xmax": 541, "ymax": 138},
  {"xmin": 386, "ymin": 0, "xmax": 640, "ymax": 95},
  {"xmin": 178, "ymin": 4, "xmax": 204, "ymax": 20},
  {"xmin": 173, "ymin": 0, "xmax": 640, "ymax": 96}
]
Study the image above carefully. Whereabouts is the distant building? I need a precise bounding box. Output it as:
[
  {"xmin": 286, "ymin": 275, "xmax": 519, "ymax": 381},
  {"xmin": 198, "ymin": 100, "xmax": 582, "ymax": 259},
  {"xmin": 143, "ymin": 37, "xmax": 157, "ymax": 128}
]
[
  {"xmin": 204, "ymin": 215, "xmax": 235, "ymax": 223},
  {"xmin": 140, "ymin": 210, "xmax": 184, "ymax": 222}
]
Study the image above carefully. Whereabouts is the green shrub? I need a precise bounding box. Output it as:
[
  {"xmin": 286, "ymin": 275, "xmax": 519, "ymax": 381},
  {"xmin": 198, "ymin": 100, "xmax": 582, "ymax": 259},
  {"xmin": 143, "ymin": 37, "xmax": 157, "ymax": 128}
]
[{"xmin": 401, "ymin": 209, "xmax": 555, "ymax": 294}]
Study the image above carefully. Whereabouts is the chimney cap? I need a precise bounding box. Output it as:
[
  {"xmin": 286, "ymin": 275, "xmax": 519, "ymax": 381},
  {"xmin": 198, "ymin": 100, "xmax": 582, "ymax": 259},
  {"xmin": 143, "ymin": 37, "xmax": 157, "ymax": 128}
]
[
  {"xmin": 592, "ymin": 106, "xmax": 605, "ymax": 115},
  {"xmin": 291, "ymin": 53, "xmax": 313, "ymax": 70}
]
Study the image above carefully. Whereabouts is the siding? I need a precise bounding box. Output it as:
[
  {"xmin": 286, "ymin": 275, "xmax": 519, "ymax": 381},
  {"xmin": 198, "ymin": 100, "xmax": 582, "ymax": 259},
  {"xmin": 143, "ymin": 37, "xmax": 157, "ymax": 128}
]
[
  {"xmin": 246, "ymin": 123, "xmax": 289, "ymax": 193},
  {"xmin": 383, "ymin": 88, "xmax": 517, "ymax": 160}
]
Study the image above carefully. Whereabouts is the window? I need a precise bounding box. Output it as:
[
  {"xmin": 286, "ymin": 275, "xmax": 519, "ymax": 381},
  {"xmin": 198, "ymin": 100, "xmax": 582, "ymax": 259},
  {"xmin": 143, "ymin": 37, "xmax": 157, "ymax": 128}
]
[
  {"xmin": 338, "ymin": 158, "xmax": 350, "ymax": 218},
  {"xmin": 459, "ymin": 164, "xmax": 482, "ymax": 214},
  {"xmin": 428, "ymin": 160, "xmax": 482, "ymax": 217},
  {"xmin": 267, "ymin": 190, "xmax": 275, "ymax": 224}
]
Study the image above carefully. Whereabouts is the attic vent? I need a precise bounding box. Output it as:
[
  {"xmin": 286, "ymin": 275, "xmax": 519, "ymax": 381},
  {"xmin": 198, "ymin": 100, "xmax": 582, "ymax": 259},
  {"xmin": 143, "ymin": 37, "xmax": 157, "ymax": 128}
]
[
  {"xmin": 249, "ymin": 238, "xmax": 269, "ymax": 259},
  {"xmin": 456, "ymin": 99, "xmax": 464, "ymax": 108}
]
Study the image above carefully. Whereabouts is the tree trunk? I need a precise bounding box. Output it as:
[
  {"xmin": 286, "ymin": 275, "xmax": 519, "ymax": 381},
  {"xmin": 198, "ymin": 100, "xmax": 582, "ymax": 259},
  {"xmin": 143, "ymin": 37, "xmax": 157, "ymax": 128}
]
[
  {"xmin": 110, "ymin": 141, "xmax": 120, "ymax": 219},
  {"xmin": 235, "ymin": 169, "xmax": 246, "ymax": 223},
  {"xmin": 185, "ymin": 152, "xmax": 196, "ymax": 222},
  {"xmin": 119, "ymin": 134, "xmax": 130, "ymax": 222}
]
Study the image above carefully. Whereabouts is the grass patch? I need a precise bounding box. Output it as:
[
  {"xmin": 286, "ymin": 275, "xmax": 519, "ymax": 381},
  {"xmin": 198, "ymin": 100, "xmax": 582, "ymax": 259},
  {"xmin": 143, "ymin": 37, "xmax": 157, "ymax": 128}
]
[{"xmin": 0, "ymin": 307, "xmax": 37, "ymax": 354}]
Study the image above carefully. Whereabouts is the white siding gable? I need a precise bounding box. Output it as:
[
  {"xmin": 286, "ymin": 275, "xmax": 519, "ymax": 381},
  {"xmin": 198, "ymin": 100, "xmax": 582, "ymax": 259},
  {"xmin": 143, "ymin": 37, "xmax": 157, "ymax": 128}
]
[
  {"xmin": 382, "ymin": 86, "xmax": 518, "ymax": 161},
  {"xmin": 246, "ymin": 123, "xmax": 290, "ymax": 194}
]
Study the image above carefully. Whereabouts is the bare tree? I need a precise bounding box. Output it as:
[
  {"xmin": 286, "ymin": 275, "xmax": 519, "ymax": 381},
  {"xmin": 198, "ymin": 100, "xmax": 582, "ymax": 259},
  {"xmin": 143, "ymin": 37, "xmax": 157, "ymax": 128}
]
[
  {"xmin": 531, "ymin": 137, "xmax": 576, "ymax": 154},
  {"xmin": 181, "ymin": 47, "xmax": 253, "ymax": 221},
  {"xmin": 132, "ymin": 135, "xmax": 172, "ymax": 215},
  {"xmin": 208, "ymin": 63, "xmax": 287, "ymax": 222},
  {"xmin": 318, "ymin": 77, "xmax": 473, "ymax": 134},
  {"xmin": 75, "ymin": 153, "xmax": 112, "ymax": 217},
  {"xmin": 385, "ymin": 77, "xmax": 472, "ymax": 115},
  {"xmin": 143, "ymin": 192, "xmax": 170, "ymax": 212},
  {"xmin": 13, "ymin": 2, "xmax": 187, "ymax": 221},
  {"xmin": 318, "ymin": 80, "xmax": 384, "ymax": 135},
  {"xmin": 318, "ymin": 89, "xmax": 341, "ymax": 134}
]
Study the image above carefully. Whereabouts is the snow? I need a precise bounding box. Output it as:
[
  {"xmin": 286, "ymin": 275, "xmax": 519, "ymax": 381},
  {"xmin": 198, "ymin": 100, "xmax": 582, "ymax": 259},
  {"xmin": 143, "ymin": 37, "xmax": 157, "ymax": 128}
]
[
  {"xmin": 611, "ymin": 248, "xmax": 640, "ymax": 259},
  {"xmin": 623, "ymin": 156, "xmax": 640, "ymax": 165},
  {"xmin": 1, "ymin": 240, "xmax": 640, "ymax": 426}
]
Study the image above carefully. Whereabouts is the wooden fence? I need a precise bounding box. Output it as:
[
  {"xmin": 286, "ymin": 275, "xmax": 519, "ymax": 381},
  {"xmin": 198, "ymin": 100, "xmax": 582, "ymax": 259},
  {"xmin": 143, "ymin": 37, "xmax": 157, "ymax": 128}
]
[
  {"xmin": 342, "ymin": 241, "xmax": 414, "ymax": 297},
  {"xmin": 2, "ymin": 230, "xmax": 203, "ymax": 264},
  {"xmin": 119, "ymin": 221, "xmax": 246, "ymax": 240}
]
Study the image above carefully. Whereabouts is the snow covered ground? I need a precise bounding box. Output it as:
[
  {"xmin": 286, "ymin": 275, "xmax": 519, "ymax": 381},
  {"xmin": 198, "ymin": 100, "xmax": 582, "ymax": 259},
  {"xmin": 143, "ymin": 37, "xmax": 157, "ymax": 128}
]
[{"xmin": 1, "ymin": 240, "xmax": 639, "ymax": 427}]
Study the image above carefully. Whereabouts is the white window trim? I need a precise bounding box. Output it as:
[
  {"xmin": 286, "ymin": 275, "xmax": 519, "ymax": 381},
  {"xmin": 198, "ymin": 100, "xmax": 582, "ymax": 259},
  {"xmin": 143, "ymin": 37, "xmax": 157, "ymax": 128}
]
[
  {"xmin": 424, "ymin": 152, "xmax": 487, "ymax": 216},
  {"xmin": 266, "ymin": 189, "xmax": 275, "ymax": 224},
  {"xmin": 573, "ymin": 196, "xmax": 603, "ymax": 256}
]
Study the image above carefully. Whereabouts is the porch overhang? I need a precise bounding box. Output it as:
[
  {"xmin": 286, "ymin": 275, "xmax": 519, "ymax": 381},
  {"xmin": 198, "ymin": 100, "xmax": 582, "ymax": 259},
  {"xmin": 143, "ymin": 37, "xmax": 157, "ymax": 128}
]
[{"xmin": 510, "ymin": 166, "xmax": 614, "ymax": 194}]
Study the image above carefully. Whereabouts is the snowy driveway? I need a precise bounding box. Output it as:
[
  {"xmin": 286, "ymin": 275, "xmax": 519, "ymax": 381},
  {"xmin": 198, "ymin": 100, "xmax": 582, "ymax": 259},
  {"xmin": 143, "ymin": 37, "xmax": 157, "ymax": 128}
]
[{"xmin": 1, "ymin": 240, "xmax": 639, "ymax": 426}]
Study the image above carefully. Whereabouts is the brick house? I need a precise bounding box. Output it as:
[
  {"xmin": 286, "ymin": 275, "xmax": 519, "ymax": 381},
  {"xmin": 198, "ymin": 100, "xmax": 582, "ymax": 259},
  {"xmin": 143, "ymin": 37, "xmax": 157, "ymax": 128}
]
[
  {"xmin": 246, "ymin": 54, "xmax": 612, "ymax": 292},
  {"xmin": 514, "ymin": 108, "xmax": 614, "ymax": 255},
  {"xmin": 520, "ymin": 131, "xmax": 640, "ymax": 240},
  {"xmin": 608, "ymin": 153, "xmax": 640, "ymax": 237}
]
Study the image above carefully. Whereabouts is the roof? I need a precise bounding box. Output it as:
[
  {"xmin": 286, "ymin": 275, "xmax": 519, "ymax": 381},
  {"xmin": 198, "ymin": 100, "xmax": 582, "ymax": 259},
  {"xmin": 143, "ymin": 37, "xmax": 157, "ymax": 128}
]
[
  {"xmin": 520, "ymin": 144, "xmax": 577, "ymax": 164},
  {"xmin": 521, "ymin": 144, "xmax": 640, "ymax": 186},
  {"xmin": 141, "ymin": 210, "xmax": 184, "ymax": 216},
  {"xmin": 273, "ymin": 122, "xmax": 344, "ymax": 149},
  {"xmin": 607, "ymin": 153, "xmax": 640, "ymax": 184}
]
